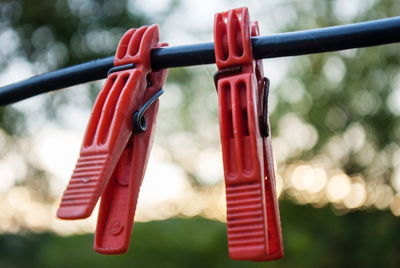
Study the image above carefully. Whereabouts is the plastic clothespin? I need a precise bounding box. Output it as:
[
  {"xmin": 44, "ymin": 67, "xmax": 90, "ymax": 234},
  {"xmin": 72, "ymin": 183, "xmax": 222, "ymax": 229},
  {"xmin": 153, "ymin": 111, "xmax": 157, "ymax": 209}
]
[
  {"xmin": 57, "ymin": 25, "xmax": 168, "ymax": 254},
  {"xmin": 213, "ymin": 7, "xmax": 284, "ymax": 261}
]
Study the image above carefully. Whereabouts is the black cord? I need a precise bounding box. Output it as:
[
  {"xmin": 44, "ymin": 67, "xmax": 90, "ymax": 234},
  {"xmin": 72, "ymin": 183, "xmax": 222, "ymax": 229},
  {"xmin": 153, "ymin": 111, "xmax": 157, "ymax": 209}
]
[{"xmin": 1, "ymin": 16, "xmax": 400, "ymax": 106}]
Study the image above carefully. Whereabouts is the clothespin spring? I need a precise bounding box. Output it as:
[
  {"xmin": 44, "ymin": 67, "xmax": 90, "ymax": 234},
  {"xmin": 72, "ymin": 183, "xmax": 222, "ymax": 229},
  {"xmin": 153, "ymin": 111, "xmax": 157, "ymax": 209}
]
[{"xmin": 132, "ymin": 88, "xmax": 164, "ymax": 133}]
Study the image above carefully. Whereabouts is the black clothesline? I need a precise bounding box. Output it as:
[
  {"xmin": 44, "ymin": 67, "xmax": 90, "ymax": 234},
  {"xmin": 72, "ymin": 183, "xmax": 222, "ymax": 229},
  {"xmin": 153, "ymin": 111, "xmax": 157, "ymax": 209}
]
[{"xmin": 0, "ymin": 16, "xmax": 400, "ymax": 106}]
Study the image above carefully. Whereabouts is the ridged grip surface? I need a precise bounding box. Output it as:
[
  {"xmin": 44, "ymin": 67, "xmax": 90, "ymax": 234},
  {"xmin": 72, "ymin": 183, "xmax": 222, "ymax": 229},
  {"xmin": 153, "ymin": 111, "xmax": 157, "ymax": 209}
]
[
  {"xmin": 58, "ymin": 153, "xmax": 109, "ymax": 219},
  {"xmin": 226, "ymin": 182, "xmax": 268, "ymax": 259}
]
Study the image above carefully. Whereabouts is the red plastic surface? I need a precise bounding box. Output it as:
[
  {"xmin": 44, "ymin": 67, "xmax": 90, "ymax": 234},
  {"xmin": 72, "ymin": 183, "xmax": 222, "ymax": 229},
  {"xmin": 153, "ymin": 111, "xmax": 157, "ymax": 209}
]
[
  {"xmin": 214, "ymin": 8, "xmax": 253, "ymax": 69},
  {"xmin": 94, "ymin": 68, "xmax": 167, "ymax": 254},
  {"xmin": 57, "ymin": 25, "xmax": 167, "ymax": 254},
  {"xmin": 214, "ymin": 7, "xmax": 284, "ymax": 261}
]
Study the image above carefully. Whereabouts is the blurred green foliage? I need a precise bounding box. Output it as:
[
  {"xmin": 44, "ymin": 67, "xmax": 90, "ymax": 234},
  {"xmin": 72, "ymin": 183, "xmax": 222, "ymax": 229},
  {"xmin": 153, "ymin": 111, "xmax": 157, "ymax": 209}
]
[
  {"xmin": 0, "ymin": 0, "xmax": 400, "ymax": 267},
  {"xmin": 1, "ymin": 201, "xmax": 400, "ymax": 267},
  {"xmin": 269, "ymin": 0, "xmax": 400, "ymax": 184}
]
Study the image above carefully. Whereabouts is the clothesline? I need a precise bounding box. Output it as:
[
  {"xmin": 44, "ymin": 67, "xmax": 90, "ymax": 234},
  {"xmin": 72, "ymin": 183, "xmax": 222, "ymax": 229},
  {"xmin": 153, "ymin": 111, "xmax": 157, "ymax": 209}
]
[{"xmin": 0, "ymin": 16, "xmax": 399, "ymax": 106}]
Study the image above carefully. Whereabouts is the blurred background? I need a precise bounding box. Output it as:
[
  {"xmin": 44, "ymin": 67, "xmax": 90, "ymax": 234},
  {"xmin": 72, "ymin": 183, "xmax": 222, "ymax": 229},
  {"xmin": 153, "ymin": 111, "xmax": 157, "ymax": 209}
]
[{"xmin": 0, "ymin": 0, "xmax": 399, "ymax": 267}]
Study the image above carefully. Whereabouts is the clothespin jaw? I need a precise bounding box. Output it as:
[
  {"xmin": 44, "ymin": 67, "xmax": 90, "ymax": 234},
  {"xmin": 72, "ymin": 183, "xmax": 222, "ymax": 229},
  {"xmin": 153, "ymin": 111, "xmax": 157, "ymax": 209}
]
[
  {"xmin": 57, "ymin": 25, "xmax": 168, "ymax": 254},
  {"xmin": 213, "ymin": 7, "xmax": 284, "ymax": 261},
  {"xmin": 214, "ymin": 7, "xmax": 253, "ymax": 69}
]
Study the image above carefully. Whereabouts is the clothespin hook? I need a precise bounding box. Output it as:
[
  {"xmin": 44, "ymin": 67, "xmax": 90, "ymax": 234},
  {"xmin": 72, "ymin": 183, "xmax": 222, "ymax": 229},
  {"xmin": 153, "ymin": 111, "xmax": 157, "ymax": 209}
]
[{"xmin": 132, "ymin": 88, "xmax": 164, "ymax": 133}]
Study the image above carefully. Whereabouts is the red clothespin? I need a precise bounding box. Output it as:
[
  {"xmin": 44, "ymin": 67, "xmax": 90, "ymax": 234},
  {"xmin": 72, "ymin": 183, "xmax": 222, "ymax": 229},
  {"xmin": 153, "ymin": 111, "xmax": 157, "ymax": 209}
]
[
  {"xmin": 213, "ymin": 7, "xmax": 284, "ymax": 261},
  {"xmin": 57, "ymin": 25, "xmax": 168, "ymax": 254}
]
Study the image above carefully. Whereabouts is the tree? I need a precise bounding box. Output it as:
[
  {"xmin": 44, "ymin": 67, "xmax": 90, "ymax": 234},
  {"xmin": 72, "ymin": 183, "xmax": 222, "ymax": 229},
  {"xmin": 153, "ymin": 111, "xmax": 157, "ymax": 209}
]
[{"xmin": 0, "ymin": 0, "xmax": 400, "ymax": 266}]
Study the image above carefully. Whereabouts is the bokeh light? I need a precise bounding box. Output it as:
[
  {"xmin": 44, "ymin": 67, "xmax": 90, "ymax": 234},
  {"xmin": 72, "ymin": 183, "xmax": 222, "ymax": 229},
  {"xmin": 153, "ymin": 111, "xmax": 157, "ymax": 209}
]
[{"xmin": 0, "ymin": 0, "xmax": 399, "ymax": 240}]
